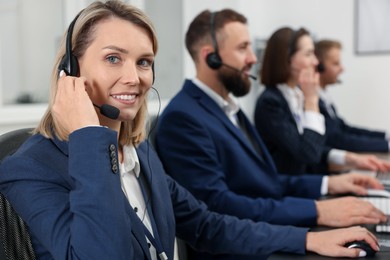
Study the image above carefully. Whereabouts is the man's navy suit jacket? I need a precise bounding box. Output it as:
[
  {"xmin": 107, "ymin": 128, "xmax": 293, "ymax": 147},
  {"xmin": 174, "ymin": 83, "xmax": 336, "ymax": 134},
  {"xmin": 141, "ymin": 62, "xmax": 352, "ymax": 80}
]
[
  {"xmin": 155, "ymin": 80, "xmax": 324, "ymax": 259},
  {"xmin": 254, "ymin": 87, "xmax": 329, "ymax": 174},
  {"xmin": 156, "ymin": 80, "xmax": 323, "ymax": 226},
  {"xmin": 0, "ymin": 127, "xmax": 309, "ymax": 260},
  {"xmin": 319, "ymin": 99, "xmax": 388, "ymax": 153}
]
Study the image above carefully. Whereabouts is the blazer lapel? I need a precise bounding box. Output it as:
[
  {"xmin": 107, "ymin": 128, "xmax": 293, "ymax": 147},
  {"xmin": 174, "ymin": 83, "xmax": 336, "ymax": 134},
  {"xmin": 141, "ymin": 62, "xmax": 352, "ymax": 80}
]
[
  {"xmin": 330, "ymin": 104, "xmax": 338, "ymax": 118},
  {"xmin": 236, "ymin": 110, "xmax": 277, "ymax": 172},
  {"xmin": 271, "ymin": 87, "xmax": 299, "ymax": 127},
  {"xmin": 184, "ymin": 80, "xmax": 273, "ymax": 169}
]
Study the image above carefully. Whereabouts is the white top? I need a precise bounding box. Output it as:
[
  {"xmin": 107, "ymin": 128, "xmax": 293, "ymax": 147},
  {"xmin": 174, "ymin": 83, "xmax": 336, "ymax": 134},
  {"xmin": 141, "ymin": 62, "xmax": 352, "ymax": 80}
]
[
  {"xmin": 277, "ymin": 83, "xmax": 325, "ymax": 135},
  {"xmin": 278, "ymin": 84, "xmax": 346, "ymax": 165},
  {"xmin": 119, "ymin": 145, "xmax": 157, "ymax": 260}
]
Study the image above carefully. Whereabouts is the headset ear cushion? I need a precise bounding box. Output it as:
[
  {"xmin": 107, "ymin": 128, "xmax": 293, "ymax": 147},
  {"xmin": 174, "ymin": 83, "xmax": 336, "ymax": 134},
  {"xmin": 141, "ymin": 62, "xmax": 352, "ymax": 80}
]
[
  {"xmin": 69, "ymin": 54, "xmax": 80, "ymax": 76},
  {"xmin": 206, "ymin": 52, "xmax": 222, "ymax": 70},
  {"xmin": 57, "ymin": 54, "xmax": 79, "ymax": 76},
  {"xmin": 317, "ymin": 63, "xmax": 325, "ymax": 73},
  {"xmin": 58, "ymin": 56, "xmax": 69, "ymax": 75}
]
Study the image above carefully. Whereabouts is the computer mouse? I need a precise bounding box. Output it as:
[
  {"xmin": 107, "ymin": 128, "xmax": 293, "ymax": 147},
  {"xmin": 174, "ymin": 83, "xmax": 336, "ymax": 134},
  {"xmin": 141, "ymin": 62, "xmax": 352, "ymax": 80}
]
[{"xmin": 345, "ymin": 240, "xmax": 377, "ymax": 257}]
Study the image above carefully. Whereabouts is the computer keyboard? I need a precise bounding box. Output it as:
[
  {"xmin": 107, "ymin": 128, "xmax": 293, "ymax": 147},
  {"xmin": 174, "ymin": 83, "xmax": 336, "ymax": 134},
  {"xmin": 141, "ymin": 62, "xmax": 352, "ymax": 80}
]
[
  {"xmin": 376, "ymin": 172, "xmax": 390, "ymax": 186},
  {"xmin": 367, "ymin": 189, "xmax": 390, "ymax": 197},
  {"xmin": 362, "ymin": 197, "xmax": 390, "ymax": 233}
]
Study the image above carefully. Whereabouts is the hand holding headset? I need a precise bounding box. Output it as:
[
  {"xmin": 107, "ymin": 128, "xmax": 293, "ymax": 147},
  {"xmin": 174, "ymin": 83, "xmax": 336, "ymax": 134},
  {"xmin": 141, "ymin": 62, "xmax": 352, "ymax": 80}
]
[{"xmin": 58, "ymin": 13, "xmax": 120, "ymax": 120}]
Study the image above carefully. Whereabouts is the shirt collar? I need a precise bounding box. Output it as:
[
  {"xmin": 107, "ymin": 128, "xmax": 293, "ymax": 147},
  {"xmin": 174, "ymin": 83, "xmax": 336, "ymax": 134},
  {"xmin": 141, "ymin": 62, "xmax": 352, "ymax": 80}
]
[
  {"xmin": 192, "ymin": 78, "xmax": 240, "ymax": 117},
  {"xmin": 121, "ymin": 145, "xmax": 140, "ymax": 178},
  {"xmin": 276, "ymin": 83, "xmax": 304, "ymax": 113},
  {"xmin": 318, "ymin": 87, "xmax": 333, "ymax": 105}
]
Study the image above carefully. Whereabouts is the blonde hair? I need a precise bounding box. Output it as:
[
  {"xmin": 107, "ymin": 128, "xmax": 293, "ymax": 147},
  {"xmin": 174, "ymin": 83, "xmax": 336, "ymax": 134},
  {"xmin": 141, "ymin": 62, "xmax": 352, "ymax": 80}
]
[{"xmin": 35, "ymin": 0, "xmax": 158, "ymax": 146}]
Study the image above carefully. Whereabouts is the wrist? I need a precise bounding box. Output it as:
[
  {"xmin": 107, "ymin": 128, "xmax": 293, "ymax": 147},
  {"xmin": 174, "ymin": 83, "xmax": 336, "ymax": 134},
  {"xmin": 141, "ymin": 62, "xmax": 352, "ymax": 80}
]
[
  {"xmin": 327, "ymin": 176, "xmax": 335, "ymax": 195},
  {"xmin": 345, "ymin": 152, "xmax": 355, "ymax": 165},
  {"xmin": 304, "ymin": 98, "xmax": 319, "ymax": 112},
  {"xmin": 315, "ymin": 201, "xmax": 324, "ymax": 226},
  {"xmin": 306, "ymin": 231, "xmax": 320, "ymax": 253}
]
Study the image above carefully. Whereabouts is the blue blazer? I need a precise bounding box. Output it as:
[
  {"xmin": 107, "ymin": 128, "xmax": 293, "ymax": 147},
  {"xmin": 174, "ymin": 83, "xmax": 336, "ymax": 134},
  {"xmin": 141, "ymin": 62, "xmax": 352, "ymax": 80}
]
[
  {"xmin": 156, "ymin": 80, "xmax": 323, "ymax": 226},
  {"xmin": 0, "ymin": 127, "xmax": 309, "ymax": 260},
  {"xmin": 319, "ymin": 99, "xmax": 388, "ymax": 153},
  {"xmin": 254, "ymin": 87, "xmax": 329, "ymax": 174}
]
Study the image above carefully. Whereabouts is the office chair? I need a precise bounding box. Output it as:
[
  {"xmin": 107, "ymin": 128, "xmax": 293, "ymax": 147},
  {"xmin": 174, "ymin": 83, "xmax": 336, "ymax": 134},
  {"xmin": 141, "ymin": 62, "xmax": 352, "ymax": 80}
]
[{"xmin": 0, "ymin": 128, "xmax": 36, "ymax": 260}]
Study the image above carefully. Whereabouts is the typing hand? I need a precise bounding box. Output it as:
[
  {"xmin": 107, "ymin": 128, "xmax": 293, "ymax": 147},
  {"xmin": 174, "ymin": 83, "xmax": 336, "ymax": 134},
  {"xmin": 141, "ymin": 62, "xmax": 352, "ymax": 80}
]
[
  {"xmin": 345, "ymin": 152, "xmax": 390, "ymax": 172},
  {"xmin": 316, "ymin": 196, "xmax": 387, "ymax": 227},
  {"xmin": 52, "ymin": 71, "xmax": 99, "ymax": 136},
  {"xmin": 328, "ymin": 172, "xmax": 384, "ymax": 196},
  {"xmin": 306, "ymin": 226, "xmax": 379, "ymax": 258}
]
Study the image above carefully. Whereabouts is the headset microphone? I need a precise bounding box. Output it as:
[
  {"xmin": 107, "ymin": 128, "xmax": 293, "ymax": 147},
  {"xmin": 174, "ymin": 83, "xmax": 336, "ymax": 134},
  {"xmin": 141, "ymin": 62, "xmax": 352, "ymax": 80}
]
[
  {"xmin": 220, "ymin": 63, "xmax": 257, "ymax": 80},
  {"xmin": 317, "ymin": 63, "xmax": 325, "ymax": 73},
  {"xmin": 58, "ymin": 12, "xmax": 120, "ymax": 120},
  {"xmin": 93, "ymin": 104, "xmax": 120, "ymax": 120}
]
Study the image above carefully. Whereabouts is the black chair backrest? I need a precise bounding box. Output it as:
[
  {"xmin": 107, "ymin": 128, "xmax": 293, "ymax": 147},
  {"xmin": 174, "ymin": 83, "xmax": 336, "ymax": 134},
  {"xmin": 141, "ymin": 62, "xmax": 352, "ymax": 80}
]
[
  {"xmin": 0, "ymin": 128, "xmax": 36, "ymax": 260},
  {"xmin": 0, "ymin": 128, "xmax": 34, "ymax": 161}
]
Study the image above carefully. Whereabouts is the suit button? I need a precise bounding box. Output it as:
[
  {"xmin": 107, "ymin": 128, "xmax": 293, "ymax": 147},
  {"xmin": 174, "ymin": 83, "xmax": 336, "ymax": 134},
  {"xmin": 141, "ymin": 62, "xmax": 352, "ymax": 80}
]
[
  {"xmin": 111, "ymin": 158, "xmax": 117, "ymax": 166},
  {"xmin": 110, "ymin": 150, "xmax": 116, "ymax": 158},
  {"xmin": 111, "ymin": 164, "xmax": 118, "ymax": 174},
  {"xmin": 109, "ymin": 144, "xmax": 116, "ymax": 152},
  {"xmin": 109, "ymin": 144, "xmax": 118, "ymax": 174}
]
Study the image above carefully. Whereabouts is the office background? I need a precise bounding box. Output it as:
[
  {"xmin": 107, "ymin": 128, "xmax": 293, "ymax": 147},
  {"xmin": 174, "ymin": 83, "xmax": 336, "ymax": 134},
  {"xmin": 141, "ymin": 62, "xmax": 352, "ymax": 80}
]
[{"xmin": 1, "ymin": 0, "xmax": 390, "ymax": 135}]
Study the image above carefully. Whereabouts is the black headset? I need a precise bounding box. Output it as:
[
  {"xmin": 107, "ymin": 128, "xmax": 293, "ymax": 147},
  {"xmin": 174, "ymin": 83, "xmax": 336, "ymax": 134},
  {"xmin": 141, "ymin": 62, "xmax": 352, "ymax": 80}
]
[
  {"xmin": 206, "ymin": 11, "xmax": 223, "ymax": 70},
  {"xmin": 58, "ymin": 14, "xmax": 80, "ymax": 76},
  {"xmin": 317, "ymin": 62, "xmax": 325, "ymax": 73},
  {"xmin": 58, "ymin": 13, "xmax": 155, "ymax": 83}
]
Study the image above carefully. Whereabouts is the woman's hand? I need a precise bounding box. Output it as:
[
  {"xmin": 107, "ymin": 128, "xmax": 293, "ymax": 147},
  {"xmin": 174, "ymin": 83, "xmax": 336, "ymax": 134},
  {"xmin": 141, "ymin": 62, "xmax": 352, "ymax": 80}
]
[
  {"xmin": 52, "ymin": 71, "xmax": 99, "ymax": 136},
  {"xmin": 345, "ymin": 152, "xmax": 390, "ymax": 172},
  {"xmin": 298, "ymin": 68, "xmax": 320, "ymax": 112}
]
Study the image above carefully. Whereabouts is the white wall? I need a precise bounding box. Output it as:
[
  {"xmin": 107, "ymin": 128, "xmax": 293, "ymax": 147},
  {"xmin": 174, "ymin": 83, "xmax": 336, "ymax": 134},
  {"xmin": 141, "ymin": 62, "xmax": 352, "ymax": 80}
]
[
  {"xmin": 2, "ymin": 0, "xmax": 390, "ymax": 135},
  {"xmin": 180, "ymin": 0, "xmax": 390, "ymax": 132}
]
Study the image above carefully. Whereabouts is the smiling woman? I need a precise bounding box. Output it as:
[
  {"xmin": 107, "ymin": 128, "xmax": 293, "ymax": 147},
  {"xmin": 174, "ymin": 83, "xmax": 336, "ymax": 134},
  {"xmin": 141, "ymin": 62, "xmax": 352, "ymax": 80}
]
[{"xmin": 76, "ymin": 18, "xmax": 155, "ymax": 127}]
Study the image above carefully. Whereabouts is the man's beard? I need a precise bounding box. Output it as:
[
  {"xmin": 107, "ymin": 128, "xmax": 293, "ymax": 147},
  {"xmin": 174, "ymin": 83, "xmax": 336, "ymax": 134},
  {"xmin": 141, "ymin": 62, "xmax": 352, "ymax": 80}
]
[{"xmin": 217, "ymin": 67, "xmax": 251, "ymax": 97}]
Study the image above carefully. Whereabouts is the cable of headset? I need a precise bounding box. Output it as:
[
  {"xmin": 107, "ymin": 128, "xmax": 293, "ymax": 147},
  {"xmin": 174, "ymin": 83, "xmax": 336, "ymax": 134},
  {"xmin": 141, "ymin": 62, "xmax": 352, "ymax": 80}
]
[{"xmin": 141, "ymin": 86, "xmax": 161, "ymax": 222}]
